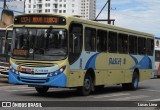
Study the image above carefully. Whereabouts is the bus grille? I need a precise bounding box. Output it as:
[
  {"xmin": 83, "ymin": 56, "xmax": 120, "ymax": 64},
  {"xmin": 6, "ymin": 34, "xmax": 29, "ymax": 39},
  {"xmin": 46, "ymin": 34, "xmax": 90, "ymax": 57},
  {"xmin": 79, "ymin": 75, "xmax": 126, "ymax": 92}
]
[
  {"xmin": 15, "ymin": 61, "xmax": 55, "ymax": 67},
  {"xmin": 20, "ymin": 72, "xmax": 48, "ymax": 75},
  {"xmin": 19, "ymin": 77, "xmax": 49, "ymax": 84}
]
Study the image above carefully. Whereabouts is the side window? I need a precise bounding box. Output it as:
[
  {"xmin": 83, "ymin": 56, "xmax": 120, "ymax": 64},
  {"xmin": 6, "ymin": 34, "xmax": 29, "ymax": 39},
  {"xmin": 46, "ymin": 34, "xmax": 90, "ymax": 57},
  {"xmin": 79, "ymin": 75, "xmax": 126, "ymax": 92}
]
[
  {"xmin": 129, "ymin": 35, "xmax": 137, "ymax": 54},
  {"xmin": 138, "ymin": 37, "xmax": 146, "ymax": 55},
  {"xmin": 85, "ymin": 27, "xmax": 96, "ymax": 51},
  {"xmin": 6, "ymin": 30, "xmax": 13, "ymax": 54},
  {"xmin": 155, "ymin": 50, "xmax": 160, "ymax": 61},
  {"xmin": 108, "ymin": 31, "xmax": 117, "ymax": 53},
  {"xmin": 118, "ymin": 33, "xmax": 128, "ymax": 54},
  {"xmin": 69, "ymin": 23, "xmax": 83, "ymax": 64},
  {"xmin": 97, "ymin": 30, "xmax": 107, "ymax": 52},
  {"xmin": 0, "ymin": 30, "xmax": 5, "ymax": 54},
  {"xmin": 147, "ymin": 38, "xmax": 154, "ymax": 55}
]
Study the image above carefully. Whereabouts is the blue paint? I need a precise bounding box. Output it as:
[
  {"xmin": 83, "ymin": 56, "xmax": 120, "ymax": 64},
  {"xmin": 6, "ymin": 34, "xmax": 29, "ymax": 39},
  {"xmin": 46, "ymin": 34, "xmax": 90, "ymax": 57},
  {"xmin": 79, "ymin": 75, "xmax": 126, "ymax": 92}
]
[
  {"xmin": 130, "ymin": 56, "xmax": 152, "ymax": 69},
  {"xmin": 8, "ymin": 70, "xmax": 67, "ymax": 87},
  {"xmin": 130, "ymin": 55, "xmax": 138, "ymax": 65},
  {"xmin": 138, "ymin": 56, "xmax": 152, "ymax": 69},
  {"xmin": 85, "ymin": 53, "xmax": 99, "ymax": 70}
]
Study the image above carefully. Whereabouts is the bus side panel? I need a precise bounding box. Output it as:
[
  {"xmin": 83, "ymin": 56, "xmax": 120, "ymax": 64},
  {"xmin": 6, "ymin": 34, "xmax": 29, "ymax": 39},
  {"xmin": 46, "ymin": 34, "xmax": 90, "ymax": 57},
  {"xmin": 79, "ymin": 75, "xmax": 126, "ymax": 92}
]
[
  {"xmin": 68, "ymin": 52, "xmax": 153, "ymax": 87},
  {"xmin": 124, "ymin": 70, "xmax": 133, "ymax": 83},
  {"xmin": 139, "ymin": 69, "xmax": 152, "ymax": 81},
  {"xmin": 67, "ymin": 70, "xmax": 84, "ymax": 87},
  {"xmin": 130, "ymin": 55, "xmax": 153, "ymax": 81},
  {"xmin": 68, "ymin": 51, "xmax": 98, "ymax": 87}
]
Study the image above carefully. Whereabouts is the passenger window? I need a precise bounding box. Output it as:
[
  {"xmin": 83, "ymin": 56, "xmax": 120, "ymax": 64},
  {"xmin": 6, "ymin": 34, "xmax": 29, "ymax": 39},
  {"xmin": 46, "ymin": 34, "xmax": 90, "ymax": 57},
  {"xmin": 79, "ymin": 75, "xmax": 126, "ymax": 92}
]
[
  {"xmin": 97, "ymin": 30, "xmax": 107, "ymax": 52},
  {"xmin": 129, "ymin": 35, "xmax": 137, "ymax": 54},
  {"xmin": 108, "ymin": 31, "xmax": 117, "ymax": 53},
  {"xmin": 69, "ymin": 23, "xmax": 83, "ymax": 64},
  {"xmin": 147, "ymin": 38, "xmax": 154, "ymax": 55},
  {"xmin": 118, "ymin": 33, "xmax": 128, "ymax": 54},
  {"xmin": 85, "ymin": 27, "xmax": 96, "ymax": 51},
  {"xmin": 138, "ymin": 37, "xmax": 146, "ymax": 55}
]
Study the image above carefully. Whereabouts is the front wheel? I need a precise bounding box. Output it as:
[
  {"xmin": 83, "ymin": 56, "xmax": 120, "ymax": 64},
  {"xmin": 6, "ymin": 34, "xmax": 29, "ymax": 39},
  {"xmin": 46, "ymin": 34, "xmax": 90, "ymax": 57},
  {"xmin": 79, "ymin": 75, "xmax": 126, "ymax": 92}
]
[
  {"xmin": 35, "ymin": 86, "xmax": 49, "ymax": 94},
  {"xmin": 122, "ymin": 71, "xmax": 139, "ymax": 90},
  {"xmin": 77, "ymin": 74, "xmax": 93, "ymax": 96}
]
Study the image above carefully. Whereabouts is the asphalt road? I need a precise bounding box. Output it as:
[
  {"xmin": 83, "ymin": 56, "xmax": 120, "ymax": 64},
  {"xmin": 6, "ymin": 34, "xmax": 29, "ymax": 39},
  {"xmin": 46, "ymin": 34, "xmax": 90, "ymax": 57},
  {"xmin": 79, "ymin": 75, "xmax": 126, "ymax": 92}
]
[{"xmin": 0, "ymin": 78, "xmax": 160, "ymax": 110}]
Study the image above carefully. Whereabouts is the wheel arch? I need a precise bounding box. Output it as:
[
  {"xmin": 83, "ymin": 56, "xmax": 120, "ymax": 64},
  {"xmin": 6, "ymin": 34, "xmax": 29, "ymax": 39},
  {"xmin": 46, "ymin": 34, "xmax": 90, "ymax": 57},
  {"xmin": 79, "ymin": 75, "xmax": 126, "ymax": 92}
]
[{"xmin": 85, "ymin": 68, "xmax": 95, "ymax": 84}]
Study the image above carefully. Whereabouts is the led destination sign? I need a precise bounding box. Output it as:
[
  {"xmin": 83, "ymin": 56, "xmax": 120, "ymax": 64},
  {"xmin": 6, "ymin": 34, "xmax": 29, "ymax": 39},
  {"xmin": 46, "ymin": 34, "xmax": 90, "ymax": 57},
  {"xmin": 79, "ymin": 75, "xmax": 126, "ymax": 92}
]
[
  {"xmin": 14, "ymin": 15, "xmax": 66, "ymax": 25},
  {"xmin": 13, "ymin": 49, "xmax": 28, "ymax": 57}
]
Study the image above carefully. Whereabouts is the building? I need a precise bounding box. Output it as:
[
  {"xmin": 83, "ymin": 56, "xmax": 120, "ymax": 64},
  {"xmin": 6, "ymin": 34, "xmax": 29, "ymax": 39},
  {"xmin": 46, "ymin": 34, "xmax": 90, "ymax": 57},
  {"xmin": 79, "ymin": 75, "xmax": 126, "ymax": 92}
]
[{"xmin": 14, "ymin": 0, "xmax": 96, "ymax": 20}]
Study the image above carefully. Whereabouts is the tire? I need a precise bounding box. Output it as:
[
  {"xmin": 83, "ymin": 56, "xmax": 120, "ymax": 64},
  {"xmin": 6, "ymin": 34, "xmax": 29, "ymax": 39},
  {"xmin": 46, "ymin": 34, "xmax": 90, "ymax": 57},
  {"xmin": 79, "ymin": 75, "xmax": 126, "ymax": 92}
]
[
  {"xmin": 35, "ymin": 86, "xmax": 49, "ymax": 94},
  {"xmin": 122, "ymin": 71, "xmax": 139, "ymax": 90},
  {"xmin": 77, "ymin": 74, "xmax": 93, "ymax": 96}
]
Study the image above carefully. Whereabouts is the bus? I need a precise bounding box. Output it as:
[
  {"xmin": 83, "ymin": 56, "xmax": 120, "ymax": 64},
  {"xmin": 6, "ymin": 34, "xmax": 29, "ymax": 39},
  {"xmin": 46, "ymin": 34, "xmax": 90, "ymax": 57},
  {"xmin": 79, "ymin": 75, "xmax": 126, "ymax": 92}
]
[
  {"xmin": 8, "ymin": 14, "xmax": 154, "ymax": 96},
  {"xmin": 154, "ymin": 37, "xmax": 160, "ymax": 78},
  {"xmin": 0, "ymin": 27, "xmax": 13, "ymax": 77}
]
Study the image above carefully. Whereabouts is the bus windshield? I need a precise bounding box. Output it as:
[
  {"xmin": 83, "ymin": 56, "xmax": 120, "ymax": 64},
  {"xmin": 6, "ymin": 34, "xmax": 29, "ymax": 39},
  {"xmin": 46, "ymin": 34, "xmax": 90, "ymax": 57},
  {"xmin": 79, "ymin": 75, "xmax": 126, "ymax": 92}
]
[{"xmin": 11, "ymin": 28, "xmax": 67, "ymax": 61}]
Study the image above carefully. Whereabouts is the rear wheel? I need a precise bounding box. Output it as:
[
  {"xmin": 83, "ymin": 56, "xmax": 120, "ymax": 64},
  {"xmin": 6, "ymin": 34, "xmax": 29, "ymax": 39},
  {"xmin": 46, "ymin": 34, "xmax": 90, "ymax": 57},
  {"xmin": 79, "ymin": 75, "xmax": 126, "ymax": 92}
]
[
  {"xmin": 77, "ymin": 74, "xmax": 93, "ymax": 96},
  {"xmin": 35, "ymin": 86, "xmax": 49, "ymax": 94},
  {"xmin": 122, "ymin": 71, "xmax": 139, "ymax": 90}
]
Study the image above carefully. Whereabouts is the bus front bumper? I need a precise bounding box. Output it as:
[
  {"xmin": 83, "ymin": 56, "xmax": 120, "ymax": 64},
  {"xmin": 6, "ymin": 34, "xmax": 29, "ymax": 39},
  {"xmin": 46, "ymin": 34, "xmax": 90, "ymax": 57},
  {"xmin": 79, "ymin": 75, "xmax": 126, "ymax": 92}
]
[{"xmin": 8, "ymin": 70, "xmax": 67, "ymax": 87}]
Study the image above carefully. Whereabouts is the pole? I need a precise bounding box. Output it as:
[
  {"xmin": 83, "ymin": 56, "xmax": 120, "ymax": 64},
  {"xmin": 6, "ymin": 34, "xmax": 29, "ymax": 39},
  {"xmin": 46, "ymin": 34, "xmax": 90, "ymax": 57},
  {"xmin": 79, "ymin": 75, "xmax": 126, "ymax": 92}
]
[
  {"xmin": 108, "ymin": 0, "xmax": 111, "ymax": 24},
  {"xmin": 95, "ymin": 1, "xmax": 108, "ymax": 20},
  {"xmin": 3, "ymin": 0, "xmax": 6, "ymax": 9}
]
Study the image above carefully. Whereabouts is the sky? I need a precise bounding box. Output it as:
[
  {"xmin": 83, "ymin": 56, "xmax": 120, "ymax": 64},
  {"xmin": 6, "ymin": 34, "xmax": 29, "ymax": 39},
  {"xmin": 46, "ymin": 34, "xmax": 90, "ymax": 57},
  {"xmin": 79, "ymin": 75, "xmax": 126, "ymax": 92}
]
[{"xmin": 96, "ymin": 0, "xmax": 160, "ymax": 37}]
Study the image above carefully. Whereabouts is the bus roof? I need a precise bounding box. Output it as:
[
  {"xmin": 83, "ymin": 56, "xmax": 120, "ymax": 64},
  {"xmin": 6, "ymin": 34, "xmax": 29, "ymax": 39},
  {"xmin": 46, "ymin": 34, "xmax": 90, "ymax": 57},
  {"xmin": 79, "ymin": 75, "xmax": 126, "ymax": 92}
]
[{"xmin": 14, "ymin": 13, "xmax": 154, "ymax": 38}]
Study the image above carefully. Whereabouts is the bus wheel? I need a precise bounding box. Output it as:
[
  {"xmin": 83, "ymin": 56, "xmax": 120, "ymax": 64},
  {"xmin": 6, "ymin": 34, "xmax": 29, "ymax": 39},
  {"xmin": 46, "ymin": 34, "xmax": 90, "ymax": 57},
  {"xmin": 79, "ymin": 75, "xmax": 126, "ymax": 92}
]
[
  {"xmin": 77, "ymin": 74, "xmax": 93, "ymax": 96},
  {"xmin": 122, "ymin": 71, "xmax": 139, "ymax": 90},
  {"xmin": 35, "ymin": 86, "xmax": 49, "ymax": 94}
]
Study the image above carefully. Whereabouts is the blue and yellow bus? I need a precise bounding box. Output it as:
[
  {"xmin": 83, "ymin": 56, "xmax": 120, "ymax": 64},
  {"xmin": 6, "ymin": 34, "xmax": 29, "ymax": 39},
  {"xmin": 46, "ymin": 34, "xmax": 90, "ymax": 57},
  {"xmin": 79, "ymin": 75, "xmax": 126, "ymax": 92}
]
[{"xmin": 9, "ymin": 14, "xmax": 154, "ymax": 95}]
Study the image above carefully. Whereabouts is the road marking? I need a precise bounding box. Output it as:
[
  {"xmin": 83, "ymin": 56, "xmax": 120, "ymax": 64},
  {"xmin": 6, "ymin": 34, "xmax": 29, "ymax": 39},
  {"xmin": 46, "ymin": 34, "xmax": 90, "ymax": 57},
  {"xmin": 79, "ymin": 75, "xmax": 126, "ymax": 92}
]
[
  {"xmin": 91, "ymin": 93, "xmax": 130, "ymax": 99},
  {"xmin": 0, "ymin": 86, "xmax": 32, "ymax": 91},
  {"xmin": 140, "ymin": 89, "xmax": 160, "ymax": 93},
  {"xmin": 4, "ymin": 88, "xmax": 35, "ymax": 92},
  {"xmin": 109, "ymin": 95, "xmax": 149, "ymax": 101},
  {"xmin": 149, "ymin": 99, "xmax": 160, "ymax": 101}
]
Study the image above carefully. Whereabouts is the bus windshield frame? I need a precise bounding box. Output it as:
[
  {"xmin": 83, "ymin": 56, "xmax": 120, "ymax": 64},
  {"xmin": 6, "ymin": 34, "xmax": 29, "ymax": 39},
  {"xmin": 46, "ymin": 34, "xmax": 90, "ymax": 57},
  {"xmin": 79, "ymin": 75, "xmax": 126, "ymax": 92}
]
[{"xmin": 11, "ymin": 27, "xmax": 68, "ymax": 61}]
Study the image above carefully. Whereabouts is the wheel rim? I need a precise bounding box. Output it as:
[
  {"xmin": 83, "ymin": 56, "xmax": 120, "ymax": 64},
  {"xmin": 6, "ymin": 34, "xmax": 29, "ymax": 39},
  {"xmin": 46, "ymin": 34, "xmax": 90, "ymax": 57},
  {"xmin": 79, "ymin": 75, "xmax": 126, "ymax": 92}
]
[
  {"xmin": 84, "ymin": 78, "xmax": 90, "ymax": 90},
  {"xmin": 134, "ymin": 78, "xmax": 138, "ymax": 88}
]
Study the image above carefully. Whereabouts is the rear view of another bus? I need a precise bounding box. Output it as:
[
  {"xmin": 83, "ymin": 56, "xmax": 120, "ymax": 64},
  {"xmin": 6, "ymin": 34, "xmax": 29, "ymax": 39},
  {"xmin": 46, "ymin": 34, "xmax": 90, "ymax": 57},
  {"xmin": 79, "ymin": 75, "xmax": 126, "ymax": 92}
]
[
  {"xmin": 0, "ymin": 27, "xmax": 13, "ymax": 77},
  {"xmin": 154, "ymin": 37, "xmax": 160, "ymax": 78}
]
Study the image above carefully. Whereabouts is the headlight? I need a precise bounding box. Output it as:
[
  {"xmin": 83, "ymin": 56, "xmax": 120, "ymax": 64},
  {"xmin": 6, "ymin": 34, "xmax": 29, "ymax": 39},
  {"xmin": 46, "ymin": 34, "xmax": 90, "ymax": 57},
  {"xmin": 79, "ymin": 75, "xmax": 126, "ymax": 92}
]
[
  {"xmin": 11, "ymin": 67, "xmax": 19, "ymax": 75},
  {"xmin": 48, "ymin": 66, "xmax": 66, "ymax": 77},
  {"xmin": 15, "ymin": 70, "xmax": 19, "ymax": 74},
  {"xmin": 11, "ymin": 68, "xmax": 15, "ymax": 73},
  {"xmin": 54, "ymin": 71, "xmax": 58, "ymax": 76}
]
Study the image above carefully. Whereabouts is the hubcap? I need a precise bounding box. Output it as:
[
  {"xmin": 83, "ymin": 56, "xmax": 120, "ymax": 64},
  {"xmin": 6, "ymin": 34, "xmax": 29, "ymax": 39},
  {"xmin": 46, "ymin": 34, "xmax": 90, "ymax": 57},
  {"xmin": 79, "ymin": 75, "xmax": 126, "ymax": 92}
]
[
  {"xmin": 84, "ymin": 78, "xmax": 90, "ymax": 90},
  {"xmin": 134, "ymin": 78, "xmax": 138, "ymax": 88}
]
